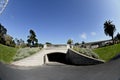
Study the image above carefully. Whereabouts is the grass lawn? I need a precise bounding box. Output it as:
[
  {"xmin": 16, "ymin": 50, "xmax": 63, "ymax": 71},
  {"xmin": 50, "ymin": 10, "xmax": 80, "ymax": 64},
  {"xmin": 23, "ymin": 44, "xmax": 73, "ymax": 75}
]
[
  {"xmin": 0, "ymin": 44, "xmax": 41, "ymax": 63},
  {"xmin": 0, "ymin": 44, "xmax": 18, "ymax": 63},
  {"xmin": 93, "ymin": 43, "xmax": 120, "ymax": 62}
]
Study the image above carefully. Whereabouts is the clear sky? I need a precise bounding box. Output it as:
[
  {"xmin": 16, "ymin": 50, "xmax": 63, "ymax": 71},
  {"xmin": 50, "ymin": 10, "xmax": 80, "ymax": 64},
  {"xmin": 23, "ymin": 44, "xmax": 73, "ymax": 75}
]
[{"xmin": 0, "ymin": 0, "xmax": 120, "ymax": 44}]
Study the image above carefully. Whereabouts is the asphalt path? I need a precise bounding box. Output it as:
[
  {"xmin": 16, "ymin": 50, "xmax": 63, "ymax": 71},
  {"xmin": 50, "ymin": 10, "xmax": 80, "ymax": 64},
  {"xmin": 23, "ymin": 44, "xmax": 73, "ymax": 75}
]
[{"xmin": 0, "ymin": 59, "xmax": 120, "ymax": 80}]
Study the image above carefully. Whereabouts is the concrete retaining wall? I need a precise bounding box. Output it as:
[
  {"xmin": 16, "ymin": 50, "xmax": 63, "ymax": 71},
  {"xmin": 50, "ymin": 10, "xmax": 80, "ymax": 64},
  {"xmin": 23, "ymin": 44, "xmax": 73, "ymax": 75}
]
[{"xmin": 66, "ymin": 49, "xmax": 104, "ymax": 65}]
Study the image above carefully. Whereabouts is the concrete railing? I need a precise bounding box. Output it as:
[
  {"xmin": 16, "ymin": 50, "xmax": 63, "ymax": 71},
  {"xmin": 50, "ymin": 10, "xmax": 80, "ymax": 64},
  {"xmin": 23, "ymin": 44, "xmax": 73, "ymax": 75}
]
[
  {"xmin": 66, "ymin": 49, "xmax": 105, "ymax": 65},
  {"xmin": 44, "ymin": 44, "xmax": 73, "ymax": 49}
]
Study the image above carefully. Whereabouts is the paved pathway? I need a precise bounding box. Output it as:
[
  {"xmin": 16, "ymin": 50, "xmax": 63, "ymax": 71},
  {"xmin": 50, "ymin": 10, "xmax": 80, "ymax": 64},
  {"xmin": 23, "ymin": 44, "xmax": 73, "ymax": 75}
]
[{"xmin": 11, "ymin": 48, "xmax": 68, "ymax": 67}]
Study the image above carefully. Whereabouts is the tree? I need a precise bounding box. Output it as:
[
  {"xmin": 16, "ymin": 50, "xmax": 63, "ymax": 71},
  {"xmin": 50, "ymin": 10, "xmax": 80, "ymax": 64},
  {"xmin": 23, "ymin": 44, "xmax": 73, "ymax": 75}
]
[
  {"xmin": 45, "ymin": 42, "xmax": 52, "ymax": 47},
  {"xmin": 0, "ymin": 23, "xmax": 15, "ymax": 47},
  {"xmin": 14, "ymin": 38, "xmax": 26, "ymax": 48},
  {"xmin": 0, "ymin": 24, "xmax": 7, "ymax": 35},
  {"xmin": 46, "ymin": 42, "xmax": 52, "ymax": 45},
  {"xmin": 19, "ymin": 39, "xmax": 26, "ymax": 48},
  {"xmin": 15, "ymin": 38, "xmax": 20, "ymax": 46},
  {"xmin": 4, "ymin": 34, "xmax": 15, "ymax": 47},
  {"xmin": 81, "ymin": 41, "xmax": 86, "ymax": 48},
  {"xmin": 0, "ymin": 23, "xmax": 7, "ymax": 44},
  {"xmin": 74, "ymin": 42, "xmax": 80, "ymax": 46},
  {"xmin": 116, "ymin": 33, "xmax": 120, "ymax": 40},
  {"xmin": 38, "ymin": 43, "xmax": 44, "ymax": 48},
  {"xmin": 27, "ymin": 39, "xmax": 31, "ymax": 47},
  {"xmin": 27, "ymin": 29, "xmax": 38, "ymax": 47},
  {"xmin": 115, "ymin": 32, "xmax": 120, "ymax": 43},
  {"xmin": 34, "ymin": 38, "xmax": 38, "ymax": 47},
  {"xmin": 11, "ymin": 40, "xmax": 16, "ymax": 47},
  {"xmin": 67, "ymin": 39, "xmax": 73, "ymax": 48},
  {"xmin": 67, "ymin": 39, "xmax": 73, "ymax": 44},
  {"xmin": 104, "ymin": 20, "xmax": 116, "ymax": 43}
]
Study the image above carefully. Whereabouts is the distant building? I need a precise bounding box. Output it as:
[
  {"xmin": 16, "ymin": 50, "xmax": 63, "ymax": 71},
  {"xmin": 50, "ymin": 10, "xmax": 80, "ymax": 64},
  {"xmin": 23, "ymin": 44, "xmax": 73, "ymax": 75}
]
[{"xmin": 85, "ymin": 40, "xmax": 112, "ymax": 49}]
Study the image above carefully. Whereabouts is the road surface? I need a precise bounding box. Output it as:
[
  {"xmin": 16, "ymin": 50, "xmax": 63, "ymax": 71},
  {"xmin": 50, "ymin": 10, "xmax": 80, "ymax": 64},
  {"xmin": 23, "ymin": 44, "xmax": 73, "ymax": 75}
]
[{"xmin": 0, "ymin": 58, "xmax": 120, "ymax": 80}]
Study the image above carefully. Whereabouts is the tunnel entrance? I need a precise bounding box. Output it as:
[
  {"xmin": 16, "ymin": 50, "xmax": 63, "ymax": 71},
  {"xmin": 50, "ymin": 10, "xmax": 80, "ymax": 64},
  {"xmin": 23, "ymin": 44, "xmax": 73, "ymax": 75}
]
[{"xmin": 45, "ymin": 52, "xmax": 67, "ymax": 64}]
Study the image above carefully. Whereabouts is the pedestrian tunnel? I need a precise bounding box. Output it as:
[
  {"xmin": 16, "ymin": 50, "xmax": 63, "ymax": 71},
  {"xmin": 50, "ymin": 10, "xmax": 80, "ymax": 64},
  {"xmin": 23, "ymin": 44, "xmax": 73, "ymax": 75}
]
[{"xmin": 44, "ymin": 52, "xmax": 67, "ymax": 64}]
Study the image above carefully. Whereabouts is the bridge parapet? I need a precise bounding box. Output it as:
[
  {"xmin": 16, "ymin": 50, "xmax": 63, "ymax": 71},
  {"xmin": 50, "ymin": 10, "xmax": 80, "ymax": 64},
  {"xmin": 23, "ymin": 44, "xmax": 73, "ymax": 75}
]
[{"xmin": 44, "ymin": 44, "xmax": 71, "ymax": 49}]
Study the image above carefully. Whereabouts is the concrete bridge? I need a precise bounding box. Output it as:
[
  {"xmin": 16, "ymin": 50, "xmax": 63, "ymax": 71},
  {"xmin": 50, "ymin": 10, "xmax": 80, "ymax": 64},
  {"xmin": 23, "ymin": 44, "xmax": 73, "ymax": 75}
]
[
  {"xmin": 12, "ymin": 45, "xmax": 68, "ymax": 66},
  {"xmin": 12, "ymin": 44, "xmax": 104, "ymax": 66}
]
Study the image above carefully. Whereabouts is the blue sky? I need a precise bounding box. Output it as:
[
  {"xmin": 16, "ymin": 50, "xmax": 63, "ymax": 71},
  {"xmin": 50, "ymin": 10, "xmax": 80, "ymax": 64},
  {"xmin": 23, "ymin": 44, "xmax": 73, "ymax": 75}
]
[{"xmin": 0, "ymin": 0, "xmax": 120, "ymax": 44}]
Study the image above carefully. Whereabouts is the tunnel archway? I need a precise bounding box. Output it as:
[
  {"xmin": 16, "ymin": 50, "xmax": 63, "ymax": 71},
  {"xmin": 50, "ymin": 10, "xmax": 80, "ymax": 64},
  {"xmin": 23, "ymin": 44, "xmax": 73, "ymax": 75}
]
[{"xmin": 44, "ymin": 52, "xmax": 67, "ymax": 64}]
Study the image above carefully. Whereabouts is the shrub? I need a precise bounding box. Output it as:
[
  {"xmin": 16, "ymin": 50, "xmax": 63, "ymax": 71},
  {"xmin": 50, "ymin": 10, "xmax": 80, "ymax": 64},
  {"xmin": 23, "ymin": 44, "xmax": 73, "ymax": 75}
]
[
  {"xmin": 73, "ymin": 47, "xmax": 99, "ymax": 59},
  {"xmin": 13, "ymin": 47, "xmax": 40, "ymax": 61}
]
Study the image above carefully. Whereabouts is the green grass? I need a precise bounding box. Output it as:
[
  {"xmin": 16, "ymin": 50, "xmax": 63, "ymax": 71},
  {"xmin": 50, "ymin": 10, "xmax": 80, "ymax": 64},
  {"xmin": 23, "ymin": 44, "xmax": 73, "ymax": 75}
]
[
  {"xmin": 93, "ymin": 43, "xmax": 120, "ymax": 62},
  {"xmin": 0, "ymin": 44, "xmax": 41, "ymax": 63},
  {"xmin": 0, "ymin": 44, "xmax": 18, "ymax": 63}
]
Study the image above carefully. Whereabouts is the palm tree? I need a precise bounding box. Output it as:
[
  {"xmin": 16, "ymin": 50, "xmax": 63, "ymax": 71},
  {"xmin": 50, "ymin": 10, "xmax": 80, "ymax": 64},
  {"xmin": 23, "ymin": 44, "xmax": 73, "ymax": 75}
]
[{"xmin": 104, "ymin": 20, "xmax": 116, "ymax": 43}]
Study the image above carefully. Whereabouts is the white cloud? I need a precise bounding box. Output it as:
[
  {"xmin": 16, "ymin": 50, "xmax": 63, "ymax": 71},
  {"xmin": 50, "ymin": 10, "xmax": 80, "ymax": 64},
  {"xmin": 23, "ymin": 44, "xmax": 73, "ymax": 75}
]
[
  {"xmin": 91, "ymin": 32, "xmax": 96, "ymax": 36},
  {"xmin": 80, "ymin": 33, "xmax": 87, "ymax": 39}
]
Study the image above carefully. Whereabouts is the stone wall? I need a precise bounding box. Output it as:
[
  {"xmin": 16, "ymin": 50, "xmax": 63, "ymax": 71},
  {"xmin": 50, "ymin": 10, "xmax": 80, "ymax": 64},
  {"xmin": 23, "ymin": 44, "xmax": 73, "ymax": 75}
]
[{"xmin": 66, "ymin": 49, "xmax": 104, "ymax": 65}]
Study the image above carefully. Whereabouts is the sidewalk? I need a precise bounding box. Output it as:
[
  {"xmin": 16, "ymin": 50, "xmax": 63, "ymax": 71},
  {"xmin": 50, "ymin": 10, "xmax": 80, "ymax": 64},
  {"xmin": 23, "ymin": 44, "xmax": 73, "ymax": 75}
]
[{"xmin": 11, "ymin": 49, "xmax": 45, "ymax": 67}]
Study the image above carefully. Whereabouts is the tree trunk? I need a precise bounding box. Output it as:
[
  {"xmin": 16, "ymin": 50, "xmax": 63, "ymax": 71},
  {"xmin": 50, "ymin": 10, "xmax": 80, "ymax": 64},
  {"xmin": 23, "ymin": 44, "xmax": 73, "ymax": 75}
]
[{"xmin": 112, "ymin": 36, "xmax": 114, "ymax": 44}]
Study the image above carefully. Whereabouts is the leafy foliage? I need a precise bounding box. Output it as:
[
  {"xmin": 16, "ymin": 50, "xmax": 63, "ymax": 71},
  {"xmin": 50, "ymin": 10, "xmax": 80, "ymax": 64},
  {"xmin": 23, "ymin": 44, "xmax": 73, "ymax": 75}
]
[
  {"xmin": 0, "ymin": 24, "xmax": 15, "ymax": 47},
  {"xmin": 81, "ymin": 41, "xmax": 86, "ymax": 48},
  {"xmin": 115, "ymin": 32, "xmax": 120, "ymax": 41},
  {"xmin": 0, "ymin": 23, "xmax": 7, "ymax": 44},
  {"xmin": 13, "ymin": 47, "xmax": 41, "ymax": 61},
  {"xmin": 67, "ymin": 39, "xmax": 73, "ymax": 48},
  {"xmin": 4, "ymin": 34, "xmax": 15, "ymax": 47},
  {"xmin": 73, "ymin": 47, "xmax": 99, "ymax": 59},
  {"xmin": 74, "ymin": 42, "xmax": 80, "ymax": 46},
  {"xmin": 67, "ymin": 39, "xmax": 73, "ymax": 44},
  {"xmin": 104, "ymin": 20, "xmax": 116, "ymax": 43},
  {"xmin": 15, "ymin": 38, "xmax": 26, "ymax": 48},
  {"xmin": 45, "ymin": 42, "xmax": 52, "ymax": 46},
  {"xmin": 27, "ymin": 29, "xmax": 38, "ymax": 47}
]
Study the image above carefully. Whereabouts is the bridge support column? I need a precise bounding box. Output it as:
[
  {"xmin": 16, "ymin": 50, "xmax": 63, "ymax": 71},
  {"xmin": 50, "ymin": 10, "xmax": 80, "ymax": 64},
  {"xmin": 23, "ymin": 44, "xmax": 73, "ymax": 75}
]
[
  {"xmin": 67, "ymin": 44, "xmax": 70, "ymax": 49},
  {"xmin": 44, "ymin": 55, "xmax": 49, "ymax": 64},
  {"xmin": 67, "ymin": 44, "xmax": 73, "ymax": 49}
]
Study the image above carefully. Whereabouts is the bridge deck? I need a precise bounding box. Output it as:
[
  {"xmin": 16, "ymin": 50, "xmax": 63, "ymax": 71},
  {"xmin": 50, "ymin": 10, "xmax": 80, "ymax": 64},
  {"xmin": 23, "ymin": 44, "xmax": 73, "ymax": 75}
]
[{"xmin": 12, "ymin": 48, "xmax": 68, "ymax": 67}]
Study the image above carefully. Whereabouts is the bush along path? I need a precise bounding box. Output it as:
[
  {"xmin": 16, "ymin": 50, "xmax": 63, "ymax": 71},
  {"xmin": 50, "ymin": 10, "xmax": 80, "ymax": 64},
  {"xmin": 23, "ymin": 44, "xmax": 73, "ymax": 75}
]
[
  {"xmin": 73, "ymin": 47, "xmax": 100, "ymax": 59},
  {"xmin": 13, "ymin": 47, "xmax": 41, "ymax": 61}
]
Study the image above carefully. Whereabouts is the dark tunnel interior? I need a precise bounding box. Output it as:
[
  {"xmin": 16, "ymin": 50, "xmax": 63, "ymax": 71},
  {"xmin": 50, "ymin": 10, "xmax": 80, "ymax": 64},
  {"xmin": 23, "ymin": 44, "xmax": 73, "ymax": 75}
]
[{"xmin": 46, "ymin": 53, "xmax": 67, "ymax": 64}]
